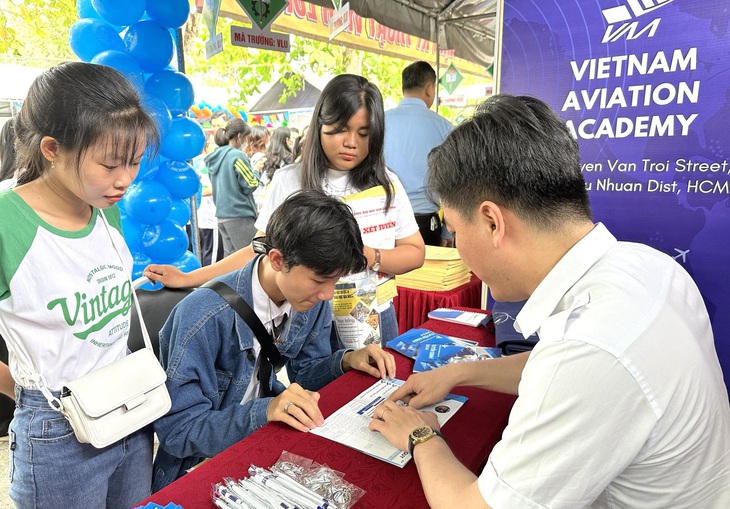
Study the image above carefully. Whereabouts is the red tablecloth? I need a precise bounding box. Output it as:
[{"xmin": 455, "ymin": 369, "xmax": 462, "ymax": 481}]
[
  {"xmin": 393, "ymin": 274, "xmax": 483, "ymax": 335},
  {"xmin": 140, "ymin": 314, "xmax": 515, "ymax": 509}
]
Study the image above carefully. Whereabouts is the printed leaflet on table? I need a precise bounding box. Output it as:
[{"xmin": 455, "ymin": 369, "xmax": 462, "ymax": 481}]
[
  {"xmin": 309, "ymin": 378, "xmax": 466, "ymax": 467},
  {"xmin": 413, "ymin": 344, "xmax": 502, "ymax": 373},
  {"xmin": 386, "ymin": 328, "xmax": 478, "ymax": 358},
  {"xmin": 427, "ymin": 308, "xmax": 490, "ymax": 327}
]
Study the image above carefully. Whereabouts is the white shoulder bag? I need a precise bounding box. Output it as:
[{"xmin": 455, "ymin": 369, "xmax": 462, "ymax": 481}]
[{"xmin": 58, "ymin": 280, "xmax": 171, "ymax": 448}]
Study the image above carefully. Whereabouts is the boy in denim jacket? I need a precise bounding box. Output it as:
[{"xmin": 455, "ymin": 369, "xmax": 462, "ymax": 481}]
[{"xmin": 153, "ymin": 190, "xmax": 395, "ymax": 490}]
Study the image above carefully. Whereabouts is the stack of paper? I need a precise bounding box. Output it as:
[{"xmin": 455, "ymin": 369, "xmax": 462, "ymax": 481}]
[{"xmin": 396, "ymin": 246, "xmax": 472, "ymax": 291}]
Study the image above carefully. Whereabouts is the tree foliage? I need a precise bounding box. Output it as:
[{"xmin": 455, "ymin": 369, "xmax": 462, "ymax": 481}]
[
  {"xmin": 0, "ymin": 0, "xmax": 465, "ymax": 120},
  {"xmin": 0, "ymin": 0, "xmax": 77, "ymax": 65}
]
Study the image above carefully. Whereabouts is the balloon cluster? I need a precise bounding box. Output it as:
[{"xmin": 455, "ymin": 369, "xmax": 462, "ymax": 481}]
[
  {"xmin": 70, "ymin": 0, "xmax": 204, "ymax": 284},
  {"xmin": 189, "ymin": 102, "xmax": 248, "ymax": 123}
]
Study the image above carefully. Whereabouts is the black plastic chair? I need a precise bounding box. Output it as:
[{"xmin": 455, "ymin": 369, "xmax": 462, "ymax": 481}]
[{"xmin": 128, "ymin": 277, "xmax": 194, "ymax": 358}]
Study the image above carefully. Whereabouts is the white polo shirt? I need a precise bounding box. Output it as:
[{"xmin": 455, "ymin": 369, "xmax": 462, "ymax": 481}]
[{"xmin": 479, "ymin": 223, "xmax": 730, "ymax": 508}]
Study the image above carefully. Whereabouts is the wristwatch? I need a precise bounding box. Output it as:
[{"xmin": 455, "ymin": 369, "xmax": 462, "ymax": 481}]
[
  {"xmin": 370, "ymin": 249, "xmax": 381, "ymax": 272},
  {"xmin": 408, "ymin": 426, "xmax": 445, "ymax": 457}
]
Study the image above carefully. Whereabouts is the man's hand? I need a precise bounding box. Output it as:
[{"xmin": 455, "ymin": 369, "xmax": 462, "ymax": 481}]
[
  {"xmin": 389, "ymin": 365, "xmax": 460, "ymax": 408},
  {"xmin": 267, "ymin": 382, "xmax": 324, "ymax": 432},
  {"xmin": 342, "ymin": 344, "xmax": 396, "ymax": 379},
  {"xmin": 368, "ymin": 400, "xmax": 440, "ymax": 452},
  {"xmin": 143, "ymin": 264, "xmax": 190, "ymax": 288},
  {"xmin": 439, "ymin": 238, "xmax": 455, "ymax": 248}
]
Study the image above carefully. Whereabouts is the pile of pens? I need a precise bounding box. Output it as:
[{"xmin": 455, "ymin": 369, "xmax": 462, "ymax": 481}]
[{"xmin": 212, "ymin": 453, "xmax": 364, "ymax": 509}]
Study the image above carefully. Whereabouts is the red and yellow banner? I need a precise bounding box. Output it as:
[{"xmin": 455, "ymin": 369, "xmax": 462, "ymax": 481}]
[{"xmin": 219, "ymin": 0, "xmax": 488, "ymax": 77}]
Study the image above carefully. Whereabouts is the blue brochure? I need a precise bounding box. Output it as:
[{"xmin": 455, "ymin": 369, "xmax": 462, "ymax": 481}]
[
  {"xmin": 386, "ymin": 328, "xmax": 478, "ymax": 359},
  {"xmin": 413, "ymin": 344, "xmax": 502, "ymax": 373}
]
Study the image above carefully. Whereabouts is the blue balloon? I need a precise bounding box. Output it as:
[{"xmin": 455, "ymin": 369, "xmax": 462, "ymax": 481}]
[
  {"xmin": 171, "ymin": 250, "xmax": 202, "ymax": 272},
  {"xmin": 124, "ymin": 20, "xmax": 174, "ymax": 73},
  {"xmin": 144, "ymin": 71, "xmax": 194, "ymax": 116},
  {"xmin": 135, "ymin": 151, "xmax": 161, "ymax": 182},
  {"xmin": 141, "ymin": 220, "xmax": 189, "ymax": 263},
  {"xmin": 146, "ymin": 0, "xmax": 190, "ymax": 28},
  {"xmin": 167, "ymin": 199, "xmax": 192, "ymax": 227},
  {"xmin": 141, "ymin": 95, "xmax": 173, "ymax": 140},
  {"xmin": 77, "ymin": 0, "xmax": 98, "ymax": 18},
  {"xmin": 76, "ymin": 0, "xmax": 123, "ymax": 30},
  {"xmin": 155, "ymin": 159, "xmax": 200, "ymax": 199},
  {"xmin": 120, "ymin": 212, "xmax": 144, "ymax": 251},
  {"xmin": 90, "ymin": 50, "xmax": 145, "ymax": 90},
  {"xmin": 68, "ymin": 18, "xmax": 125, "ymax": 62},
  {"xmin": 123, "ymin": 180, "xmax": 173, "ymax": 225},
  {"xmin": 160, "ymin": 117, "xmax": 206, "ymax": 161},
  {"xmin": 92, "ymin": 0, "xmax": 145, "ymax": 26}
]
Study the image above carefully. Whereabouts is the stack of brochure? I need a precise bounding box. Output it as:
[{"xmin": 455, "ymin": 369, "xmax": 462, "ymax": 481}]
[
  {"xmin": 395, "ymin": 245, "xmax": 472, "ymax": 291},
  {"xmin": 386, "ymin": 328, "xmax": 501, "ymax": 373}
]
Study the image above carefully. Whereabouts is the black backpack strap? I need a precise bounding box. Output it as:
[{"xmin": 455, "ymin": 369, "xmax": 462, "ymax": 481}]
[{"xmin": 202, "ymin": 280, "xmax": 284, "ymax": 371}]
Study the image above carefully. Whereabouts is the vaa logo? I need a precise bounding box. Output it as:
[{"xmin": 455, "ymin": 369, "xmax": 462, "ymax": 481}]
[{"xmin": 601, "ymin": 0, "xmax": 673, "ymax": 43}]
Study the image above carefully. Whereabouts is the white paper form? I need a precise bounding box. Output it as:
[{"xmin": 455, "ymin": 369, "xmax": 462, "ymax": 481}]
[{"xmin": 310, "ymin": 378, "xmax": 466, "ymax": 467}]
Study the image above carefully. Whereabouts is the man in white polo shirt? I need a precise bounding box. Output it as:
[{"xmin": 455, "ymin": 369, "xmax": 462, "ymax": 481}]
[{"xmin": 370, "ymin": 95, "xmax": 730, "ymax": 508}]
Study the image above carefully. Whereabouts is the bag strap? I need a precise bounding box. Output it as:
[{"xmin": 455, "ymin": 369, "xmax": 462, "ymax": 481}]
[
  {"xmin": 100, "ymin": 211, "xmax": 154, "ymax": 353},
  {"xmin": 202, "ymin": 280, "xmax": 284, "ymax": 370}
]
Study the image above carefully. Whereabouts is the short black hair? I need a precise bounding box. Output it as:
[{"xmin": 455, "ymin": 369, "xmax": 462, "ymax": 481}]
[
  {"xmin": 427, "ymin": 94, "xmax": 592, "ymax": 229},
  {"xmin": 402, "ymin": 61, "xmax": 437, "ymax": 92},
  {"xmin": 211, "ymin": 110, "xmax": 230, "ymax": 120},
  {"xmin": 266, "ymin": 190, "xmax": 366, "ymax": 276}
]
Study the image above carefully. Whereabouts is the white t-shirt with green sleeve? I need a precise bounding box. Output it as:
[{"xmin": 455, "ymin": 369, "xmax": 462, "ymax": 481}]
[{"xmin": 0, "ymin": 190, "xmax": 133, "ymax": 392}]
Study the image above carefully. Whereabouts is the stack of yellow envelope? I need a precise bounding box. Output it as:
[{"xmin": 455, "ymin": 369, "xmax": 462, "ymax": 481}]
[{"xmin": 396, "ymin": 246, "xmax": 472, "ymax": 291}]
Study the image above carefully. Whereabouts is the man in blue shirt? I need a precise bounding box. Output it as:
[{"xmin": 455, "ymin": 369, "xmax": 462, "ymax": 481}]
[
  {"xmin": 152, "ymin": 190, "xmax": 396, "ymax": 491},
  {"xmin": 384, "ymin": 61, "xmax": 453, "ymax": 246}
]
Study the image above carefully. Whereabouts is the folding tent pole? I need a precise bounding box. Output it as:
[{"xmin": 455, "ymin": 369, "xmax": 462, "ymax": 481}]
[
  {"xmin": 435, "ymin": 17, "xmax": 440, "ymax": 115},
  {"xmin": 176, "ymin": 27, "xmax": 202, "ymax": 264}
]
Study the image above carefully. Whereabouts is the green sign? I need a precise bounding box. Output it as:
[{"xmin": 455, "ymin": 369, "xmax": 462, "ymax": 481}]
[
  {"xmin": 235, "ymin": 0, "xmax": 287, "ymax": 31},
  {"xmin": 439, "ymin": 63, "xmax": 464, "ymax": 95}
]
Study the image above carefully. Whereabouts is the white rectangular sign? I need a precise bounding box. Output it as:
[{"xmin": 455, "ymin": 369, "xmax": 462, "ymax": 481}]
[
  {"xmin": 230, "ymin": 25, "xmax": 291, "ymax": 53},
  {"xmin": 205, "ymin": 32, "xmax": 223, "ymax": 59},
  {"xmin": 328, "ymin": 3, "xmax": 350, "ymax": 41}
]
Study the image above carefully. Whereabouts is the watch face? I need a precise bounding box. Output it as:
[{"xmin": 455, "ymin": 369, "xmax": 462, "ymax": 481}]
[{"xmin": 412, "ymin": 426, "xmax": 433, "ymax": 440}]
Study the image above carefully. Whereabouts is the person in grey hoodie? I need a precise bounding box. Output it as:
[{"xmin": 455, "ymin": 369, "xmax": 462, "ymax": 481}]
[{"xmin": 206, "ymin": 118, "xmax": 260, "ymax": 256}]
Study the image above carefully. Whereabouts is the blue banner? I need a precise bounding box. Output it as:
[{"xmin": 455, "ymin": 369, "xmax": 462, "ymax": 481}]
[{"xmin": 500, "ymin": 0, "xmax": 730, "ymax": 391}]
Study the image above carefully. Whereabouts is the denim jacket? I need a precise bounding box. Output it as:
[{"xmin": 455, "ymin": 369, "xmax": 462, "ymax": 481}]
[{"xmin": 152, "ymin": 256, "xmax": 347, "ymax": 491}]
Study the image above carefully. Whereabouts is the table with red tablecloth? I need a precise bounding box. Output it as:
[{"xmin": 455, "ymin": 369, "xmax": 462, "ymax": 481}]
[
  {"xmin": 140, "ymin": 312, "xmax": 515, "ymax": 509},
  {"xmin": 393, "ymin": 274, "xmax": 483, "ymax": 335}
]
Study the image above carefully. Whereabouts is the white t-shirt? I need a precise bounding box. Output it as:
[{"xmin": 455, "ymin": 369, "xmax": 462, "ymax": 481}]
[
  {"xmin": 0, "ymin": 191, "xmax": 132, "ymax": 391},
  {"xmin": 256, "ymin": 164, "xmax": 418, "ymax": 239},
  {"xmin": 255, "ymin": 164, "xmax": 419, "ymax": 309},
  {"xmin": 479, "ymin": 223, "xmax": 730, "ymax": 508}
]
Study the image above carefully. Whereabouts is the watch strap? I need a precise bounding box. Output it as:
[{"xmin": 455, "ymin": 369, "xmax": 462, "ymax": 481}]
[
  {"xmin": 371, "ymin": 248, "xmax": 381, "ymax": 271},
  {"xmin": 408, "ymin": 428, "xmax": 445, "ymax": 457}
]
